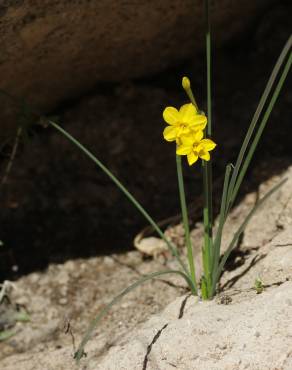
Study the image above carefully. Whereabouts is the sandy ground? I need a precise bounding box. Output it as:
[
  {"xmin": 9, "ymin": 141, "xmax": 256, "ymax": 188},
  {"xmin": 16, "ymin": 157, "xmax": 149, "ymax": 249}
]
[{"xmin": 0, "ymin": 166, "xmax": 291, "ymax": 369}]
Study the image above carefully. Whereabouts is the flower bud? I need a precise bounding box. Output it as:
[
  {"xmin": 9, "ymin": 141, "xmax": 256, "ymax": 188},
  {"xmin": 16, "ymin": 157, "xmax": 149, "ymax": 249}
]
[{"xmin": 182, "ymin": 76, "xmax": 191, "ymax": 90}]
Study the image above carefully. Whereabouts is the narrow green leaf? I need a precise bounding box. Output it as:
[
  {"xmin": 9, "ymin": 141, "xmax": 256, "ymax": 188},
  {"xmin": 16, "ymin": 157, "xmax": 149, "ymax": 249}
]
[
  {"xmin": 231, "ymin": 49, "xmax": 292, "ymax": 203},
  {"xmin": 211, "ymin": 164, "xmax": 232, "ymax": 292},
  {"xmin": 49, "ymin": 121, "xmax": 189, "ymax": 277},
  {"xmin": 215, "ymin": 178, "xmax": 287, "ymax": 284},
  {"xmin": 226, "ymin": 36, "xmax": 292, "ymax": 213},
  {"xmin": 74, "ymin": 269, "xmax": 195, "ymax": 362},
  {"xmin": 0, "ymin": 329, "xmax": 17, "ymax": 341},
  {"xmin": 13, "ymin": 310, "xmax": 30, "ymax": 322},
  {"xmin": 0, "ymin": 90, "xmax": 191, "ymax": 275}
]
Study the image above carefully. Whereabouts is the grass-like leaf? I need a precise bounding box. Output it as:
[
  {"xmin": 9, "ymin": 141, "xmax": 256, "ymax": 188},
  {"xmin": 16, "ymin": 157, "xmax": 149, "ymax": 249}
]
[
  {"xmin": 230, "ymin": 45, "xmax": 292, "ymax": 204},
  {"xmin": 226, "ymin": 36, "xmax": 292, "ymax": 213},
  {"xmin": 74, "ymin": 269, "xmax": 194, "ymax": 362},
  {"xmin": 49, "ymin": 121, "xmax": 190, "ymax": 277},
  {"xmin": 211, "ymin": 164, "xmax": 232, "ymax": 292},
  {"xmin": 214, "ymin": 177, "xmax": 287, "ymax": 286},
  {"xmin": 0, "ymin": 329, "xmax": 17, "ymax": 341}
]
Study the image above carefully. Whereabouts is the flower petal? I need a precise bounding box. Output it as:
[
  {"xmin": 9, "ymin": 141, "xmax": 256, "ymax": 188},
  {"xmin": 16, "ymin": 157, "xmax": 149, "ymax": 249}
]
[
  {"xmin": 187, "ymin": 152, "xmax": 199, "ymax": 165},
  {"xmin": 176, "ymin": 144, "xmax": 192, "ymax": 155},
  {"xmin": 163, "ymin": 107, "xmax": 180, "ymax": 125},
  {"xmin": 176, "ymin": 125, "xmax": 191, "ymax": 138},
  {"xmin": 189, "ymin": 115, "xmax": 207, "ymax": 130},
  {"xmin": 163, "ymin": 126, "xmax": 177, "ymax": 141},
  {"xmin": 191, "ymin": 123, "xmax": 207, "ymax": 132},
  {"xmin": 180, "ymin": 135, "xmax": 195, "ymax": 146},
  {"xmin": 193, "ymin": 130, "xmax": 204, "ymax": 143},
  {"xmin": 201, "ymin": 139, "xmax": 217, "ymax": 151},
  {"xmin": 179, "ymin": 103, "xmax": 198, "ymax": 122},
  {"xmin": 199, "ymin": 150, "xmax": 210, "ymax": 161}
]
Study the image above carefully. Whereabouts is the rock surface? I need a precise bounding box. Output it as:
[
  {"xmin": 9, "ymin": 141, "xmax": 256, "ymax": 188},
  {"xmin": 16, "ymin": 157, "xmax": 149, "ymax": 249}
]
[
  {"xmin": 0, "ymin": 0, "xmax": 272, "ymax": 134},
  {"xmin": 92, "ymin": 167, "xmax": 292, "ymax": 370},
  {"xmin": 0, "ymin": 165, "xmax": 291, "ymax": 369},
  {"xmin": 96, "ymin": 282, "xmax": 292, "ymax": 370}
]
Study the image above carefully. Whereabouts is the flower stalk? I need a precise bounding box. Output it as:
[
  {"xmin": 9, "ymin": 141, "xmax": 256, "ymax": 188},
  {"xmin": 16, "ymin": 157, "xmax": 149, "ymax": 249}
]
[
  {"xmin": 176, "ymin": 154, "xmax": 197, "ymax": 292},
  {"xmin": 163, "ymin": 74, "xmax": 217, "ymax": 299},
  {"xmin": 201, "ymin": 0, "xmax": 214, "ymax": 299}
]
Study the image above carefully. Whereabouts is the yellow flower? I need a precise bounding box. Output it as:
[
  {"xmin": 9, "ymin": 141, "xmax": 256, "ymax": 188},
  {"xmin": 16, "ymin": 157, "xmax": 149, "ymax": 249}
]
[
  {"xmin": 176, "ymin": 131, "xmax": 217, "ymax": 165},
  {"xmin": 163, "ymin": 103, "xmax": 207, "ymax": 142}
]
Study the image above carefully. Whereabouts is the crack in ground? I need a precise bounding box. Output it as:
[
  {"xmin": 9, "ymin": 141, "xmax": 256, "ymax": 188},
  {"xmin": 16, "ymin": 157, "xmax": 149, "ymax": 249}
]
[
  {"xmin": 275, "ymin": 243, "xmax": 292, "ymax": 247},
  {"xmin": 142, "ymin": 294, "xmax": 192, "ymax": 369},
  {"xmin": 178, "ymin": 293, "xmax": 192, "ymax": 319},
  {"xmin": 142, "ymin": 323, "xmax": 168, "ymax": 370},
  {"xmin": 263, "ymin": 278, "xmax": 290, "ymax": 289}
]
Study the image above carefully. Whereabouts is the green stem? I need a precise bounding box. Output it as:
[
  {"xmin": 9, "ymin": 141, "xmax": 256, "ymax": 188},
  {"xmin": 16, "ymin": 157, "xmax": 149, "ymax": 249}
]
[
  {"xmin": 202, "ymin": 161, "xmax": 212, "ymax": 295},
  {"xmin": 49, "ymin": 120, "xmax": 190, "ymax": 276},
  {"xmin": 184, "ymin": 89, "xmax": 199, "ymax": 112},
  {"xmin": 202, "ymin": 0, "xmax": 213, "ymax": 298},
  {"xmin": 176, "ymin": 155, "xmax": 197, "ymax": 292},
  {"xmin": 205, "ymin": 0, "xmax": 212, "ymax": 137}
]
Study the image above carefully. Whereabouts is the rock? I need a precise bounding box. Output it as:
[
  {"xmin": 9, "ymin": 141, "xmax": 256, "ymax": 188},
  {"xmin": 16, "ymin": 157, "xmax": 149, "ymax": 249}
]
[
  {"xmin": 6, "ymin": 320, "xmax": 59, "ymax": 353},
  {"xmin": 94, "ymin": 282, "xmax": 292, "ymax": 370},
  {"xmin": 91, "ymin": 166, "xmax": 292, "ymax": 369},
  {"xmin": 134, "ymin": 236, "xmax": 168, "ymax": 258},
  {"xmin": 93, "ymin": 165, "xmax": 292, "ymax": 369},
  {"xmin": 0, "ymin": 0, "xmax": 272, "ymax": 136},
  {"xmin": 191, "ymin": 166, "xmax": 292, "ymax": 279},
  {"xmin": 1, "ymin": 165, "xmax": 292, "ymax": 369}
]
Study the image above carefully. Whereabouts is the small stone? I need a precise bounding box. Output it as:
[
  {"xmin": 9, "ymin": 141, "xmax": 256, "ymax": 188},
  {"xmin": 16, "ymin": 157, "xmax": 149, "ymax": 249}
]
[
  {"xmin": 56, "ymin": 270, "xmax": 69, "ymax": 285},
  {"xmin": 63, "ymin": 260, "xmax": 75, "ymax": 272},
  {"xmin": 103, "ymin": 256, "xmax": 115, "ymax": 267},
  {"xmin": 29, "ymin": 273, "xmax": 40, "ymax": 284},
  {"xmin": 58, "ymin": 298, "xmax": 68, "ymax": 305}
]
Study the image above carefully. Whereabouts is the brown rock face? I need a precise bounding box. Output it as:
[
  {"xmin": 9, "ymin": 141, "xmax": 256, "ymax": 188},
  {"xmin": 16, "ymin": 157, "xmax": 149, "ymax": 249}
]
[{"xmin": 0, "ymin": 0, "xmax": 271, "ymax": 135}]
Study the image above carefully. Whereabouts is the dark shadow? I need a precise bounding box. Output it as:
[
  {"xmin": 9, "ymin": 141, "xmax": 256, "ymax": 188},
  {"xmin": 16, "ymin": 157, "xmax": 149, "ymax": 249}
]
[
  {"xmin": 0, "ymin": 0, "xmax": 291, "ymax": 281},
  {"xmin": 220, "ymin": 253, "xmax": 267, "ymax": 290}
]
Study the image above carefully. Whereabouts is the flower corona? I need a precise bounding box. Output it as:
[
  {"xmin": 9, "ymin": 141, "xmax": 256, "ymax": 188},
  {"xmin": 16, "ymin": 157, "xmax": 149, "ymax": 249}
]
[
  {"xmin": 162, "ymin": 103, "xmax": 216, "ymax": 165},
  {"xmin": 163, "ymin": 103, "xmax": 207, "ymax": 143}
]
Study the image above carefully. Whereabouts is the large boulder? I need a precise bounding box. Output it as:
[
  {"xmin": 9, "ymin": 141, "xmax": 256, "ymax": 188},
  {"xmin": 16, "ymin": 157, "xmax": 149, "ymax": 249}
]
[{"xmin": 0, "ymin": 0, "xmax": 271, "ymax": 135}]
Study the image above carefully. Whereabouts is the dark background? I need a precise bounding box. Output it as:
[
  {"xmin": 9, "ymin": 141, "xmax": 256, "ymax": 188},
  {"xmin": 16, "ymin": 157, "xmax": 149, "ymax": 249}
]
[{"xmin": 0, "ymin": 0, "xmax": 291, "ymax": 281}]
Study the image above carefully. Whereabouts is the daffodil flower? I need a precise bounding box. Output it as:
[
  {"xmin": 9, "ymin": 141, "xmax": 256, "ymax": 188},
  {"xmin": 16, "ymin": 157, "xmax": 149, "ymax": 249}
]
[
  {"xmin": 163, "ymin": 103, "xmax": 207, "ymax": 142},
  {"xmin": 176, "ymin": 131, "xmax": 216, "ymax": 165}
]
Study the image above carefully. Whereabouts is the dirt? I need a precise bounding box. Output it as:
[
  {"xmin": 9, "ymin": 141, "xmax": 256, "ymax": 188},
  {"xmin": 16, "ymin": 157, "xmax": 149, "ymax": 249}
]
[{"xmin": 0, "ymin": 166, "xmax": 291, "ymax": 369}]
